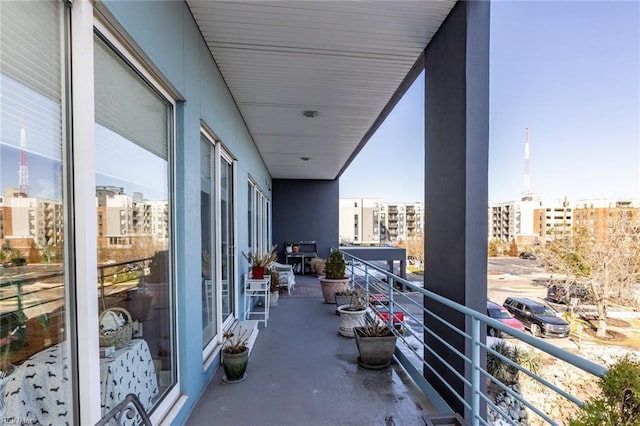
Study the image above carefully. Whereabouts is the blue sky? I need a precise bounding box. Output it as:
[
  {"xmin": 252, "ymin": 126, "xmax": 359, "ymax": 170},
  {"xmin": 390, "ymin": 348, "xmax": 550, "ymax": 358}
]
[{"xmin": 340, "ymin": 1, "xmax": 640, "ymax": 204}]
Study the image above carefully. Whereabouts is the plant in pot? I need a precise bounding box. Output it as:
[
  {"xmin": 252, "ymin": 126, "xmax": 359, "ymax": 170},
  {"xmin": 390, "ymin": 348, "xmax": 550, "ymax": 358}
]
[
  {"xmin": 221, "ymin": 327, "xmax": 250, "ymax": 383},
  {"xmin": 268, "ymin": 268, "xmax": 281, "ymax": 307},
  {"xmin": 319, "ymin": 250, "xmax": 349, "ymax": 304},
  {"xmin": 309, "ymin": 257, "xmax": 326, "ymax": 277},
  {"xmin": 336, "ymin": 287, "xmax": 368, "ymax": 337},
  {"xmin": 334, "ymin": 286, "xmax": 358, "ymax": 315},
  {"xmin": 354, "ymin": 319, "xmax": 398, "ymax": 369},
  {"xmin": 242, "ymin": 245, "xmax": 278, "ymax": 279}
]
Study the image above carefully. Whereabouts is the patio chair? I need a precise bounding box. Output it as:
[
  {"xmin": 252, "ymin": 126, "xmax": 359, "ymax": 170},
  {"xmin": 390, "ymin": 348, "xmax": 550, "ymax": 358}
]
[{"xmin": 270, "ymin": 262, "xmax": 296, "ymax": 295}]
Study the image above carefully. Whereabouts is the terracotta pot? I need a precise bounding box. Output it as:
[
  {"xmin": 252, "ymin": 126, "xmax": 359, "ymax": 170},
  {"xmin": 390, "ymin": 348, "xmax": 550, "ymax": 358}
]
[{"xmin": 319, "ymin": 277, "xmax": 349, "ymax": 304}]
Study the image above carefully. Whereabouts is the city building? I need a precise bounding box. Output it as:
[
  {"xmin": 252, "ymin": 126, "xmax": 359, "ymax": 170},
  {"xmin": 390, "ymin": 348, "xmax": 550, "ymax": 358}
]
[
  {"xmin": 339, "ymin": 198, "xmax": 424, "ymax": 245},
  {"xmin": 489, "ymin": 197, "xmax": 544, "ymax": 246},
  {"xmin": 573, "ymin": 199, "xmax": 640, "ymax": 241}
]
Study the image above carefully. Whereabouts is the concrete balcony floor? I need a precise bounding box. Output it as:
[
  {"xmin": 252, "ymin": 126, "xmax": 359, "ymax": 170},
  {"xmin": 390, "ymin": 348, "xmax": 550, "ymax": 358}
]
[{"xmin": 186, "ymin": 275, "xmax": 438, "ymax": 425}]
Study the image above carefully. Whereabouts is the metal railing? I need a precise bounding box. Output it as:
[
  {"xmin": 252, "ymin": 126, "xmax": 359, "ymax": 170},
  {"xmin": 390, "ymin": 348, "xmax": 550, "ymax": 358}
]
[{"xmin": 342, "ymin": 251, "xmax": 607, "ymax": 426}]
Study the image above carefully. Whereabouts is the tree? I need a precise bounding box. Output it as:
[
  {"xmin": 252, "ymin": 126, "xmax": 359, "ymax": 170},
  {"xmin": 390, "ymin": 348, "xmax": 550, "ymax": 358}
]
[
  {"xmin": 508, "ymin": 239, "xmax": 518, "ymax": 257},
  {"xmin": 488, "ymin": 240, "xmax": 498, "ymax": 257},
  {"xmin": 538, "ymin": 217, "xmax": 640, "ymax": 338}
]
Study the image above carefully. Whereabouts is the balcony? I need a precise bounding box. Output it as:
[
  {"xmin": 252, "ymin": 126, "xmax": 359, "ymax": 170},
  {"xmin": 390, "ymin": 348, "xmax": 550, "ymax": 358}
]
[{"xmin": 187, "ymin": 255, "xmax": 607, "ymax": 425}]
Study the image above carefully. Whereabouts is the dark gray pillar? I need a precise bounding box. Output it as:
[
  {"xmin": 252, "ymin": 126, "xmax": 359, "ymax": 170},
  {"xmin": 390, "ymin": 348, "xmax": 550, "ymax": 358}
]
[{"xmin": 424, "ymin": 0, "xmax": 489, "ymax": 420}]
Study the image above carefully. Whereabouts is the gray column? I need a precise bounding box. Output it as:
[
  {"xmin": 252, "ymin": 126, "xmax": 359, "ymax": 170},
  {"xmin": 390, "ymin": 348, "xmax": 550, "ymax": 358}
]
[{"xmin": 423, "ymin": 0, "xmax": 490, "ymax": 419}]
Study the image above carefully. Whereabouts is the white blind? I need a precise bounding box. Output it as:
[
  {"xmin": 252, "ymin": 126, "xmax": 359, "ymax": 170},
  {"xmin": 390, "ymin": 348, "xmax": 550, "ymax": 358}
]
[
  {"xmin": 0, "ymin": 1, "xmax": 61, "ymax": 102},
  {"xmin": 94, "ymin": 36, "xmax": 168, "ymax": 160}
]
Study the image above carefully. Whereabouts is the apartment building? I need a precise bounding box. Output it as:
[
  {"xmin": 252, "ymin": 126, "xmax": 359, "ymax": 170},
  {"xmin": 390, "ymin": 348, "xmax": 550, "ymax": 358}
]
[
  {"xmin": 339, "ymin": 198, "xmax": 424, "ymax": 245},
  {"xmin": 0, "ymin": 191, "xmax": 64, "ymax": 252},
  {"xmin": 491, "ymin": 197, "xmax": 640, "ymax": 247},
  {"xmin": 573, "ymin": 199, "xmax": 640, "ymax": 241},
  {"xmin": 489, "ymin": 198, "xmax": 543, "ymax": 246}
]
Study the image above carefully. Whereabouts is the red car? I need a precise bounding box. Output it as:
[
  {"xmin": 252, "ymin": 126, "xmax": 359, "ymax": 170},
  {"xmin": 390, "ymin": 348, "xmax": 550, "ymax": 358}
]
[{"xmin": 487, "ymin": 300, "xmax": 524, "ymax": 337}]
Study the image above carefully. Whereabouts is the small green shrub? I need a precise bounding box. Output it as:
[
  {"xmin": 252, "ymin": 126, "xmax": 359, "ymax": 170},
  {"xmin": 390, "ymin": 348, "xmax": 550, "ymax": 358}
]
[
  {"xmin": 569, "ymin": 356, "xmax": 640, "ymax": 426},
  {"xmin": 325, "ymin": 250, "xmax": 346, "ymax": 280}
]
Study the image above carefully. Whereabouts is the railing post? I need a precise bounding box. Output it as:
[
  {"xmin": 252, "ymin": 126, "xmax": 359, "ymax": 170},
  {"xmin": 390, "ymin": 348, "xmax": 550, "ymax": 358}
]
[
  {"xmin": 471, "ymin": 318, "xmax": 480, "ymax": 425},
  {"xmin": 387, "ymin": 277, "xmax": 394, "ymax": 328}
]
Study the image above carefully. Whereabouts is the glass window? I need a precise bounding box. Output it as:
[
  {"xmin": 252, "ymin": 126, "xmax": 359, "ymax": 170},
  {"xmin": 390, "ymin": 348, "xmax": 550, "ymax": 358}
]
[
  {"xmin": 94, "ymin": 33, "xmax": 174, "ymax": 414},
  {"xmin": 201, "ymin": 136, "xmax": 215, "ymax": 348},
  {"xmin": 0, "ymin": 1, "xmax": 73, "ymax": 423}
]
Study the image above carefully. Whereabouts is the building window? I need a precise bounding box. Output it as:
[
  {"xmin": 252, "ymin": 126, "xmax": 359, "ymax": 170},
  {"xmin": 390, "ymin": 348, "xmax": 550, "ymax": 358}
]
[
  {"xmin": 0, "ymin": 0, "xmax": 75, "ymax": 422},
  {"xmin": 94, "ymin": 31, "xmax": 175, "ymax": 410}
]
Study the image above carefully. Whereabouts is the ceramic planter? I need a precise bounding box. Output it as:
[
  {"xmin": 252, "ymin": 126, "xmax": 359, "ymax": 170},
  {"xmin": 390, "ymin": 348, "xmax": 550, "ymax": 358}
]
[
  {"xmin": 354, "ymin": 327, "xmax": 397, "ymax": 369},
  {"xmin": 319, "ymin": 277, "xmax": 349, "ymax": 304},
  {"xmin": 334, "ymin": 294, "xmax": 353, "ymax": 314},
  {"xmin": 269, "ymin": 291, "xmax": 279, "ymax": 307},
  {"xmin": 222, "ymin": 348, "xmax": 249, "ymax": 383},
  {"xmin": 336, "ymin": 305, "xmax": 367, "ymax": 337},
  {"xmin": 251, "ymin": 266, "xmax": 265, "ymax": 279}
]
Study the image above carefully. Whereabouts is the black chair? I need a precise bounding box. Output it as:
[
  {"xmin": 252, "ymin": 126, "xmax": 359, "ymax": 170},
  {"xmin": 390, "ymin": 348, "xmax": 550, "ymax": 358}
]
[{"xmin": 95, "ymin": 393, "xmax": 152, "ymax": 426}]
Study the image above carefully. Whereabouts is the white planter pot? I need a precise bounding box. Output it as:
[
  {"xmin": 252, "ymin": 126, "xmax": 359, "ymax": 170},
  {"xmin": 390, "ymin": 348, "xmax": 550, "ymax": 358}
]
[{"xmin": 336, "ymin": 305, "xmax": 367, "ymax": 337}]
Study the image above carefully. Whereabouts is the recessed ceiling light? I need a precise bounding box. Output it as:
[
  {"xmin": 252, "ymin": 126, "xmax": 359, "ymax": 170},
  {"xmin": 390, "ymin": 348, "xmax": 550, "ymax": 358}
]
[
  {"xmin": 303, "ymin": 110, "xmax": 318, "ymax": 118},
  {"xmin": 300, "ymin": 156, "xmax": 311, "ymax": 161}
]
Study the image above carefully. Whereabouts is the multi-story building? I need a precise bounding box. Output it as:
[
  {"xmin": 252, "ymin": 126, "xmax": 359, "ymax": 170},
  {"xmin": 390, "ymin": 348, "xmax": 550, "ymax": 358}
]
[
  {"xmin": 491, "ymin": 197, "xmax": 640, "ymax": 247},
  {"xmin": 573, "ymin": 199, "xmax": 640, "ymax": 241},
  {"xmin": 533, "ymin": 197, "xmax": 572, "ymax": 243},
  {"xmin": 339, "ymin": 198, "xmax": 424, "ymax": 245},
  {"xmin": 0, "ymin": 190, "xmax": 64, "ymax": 253},
  {"xmin": 489, "ymin": 197, "xmax": 543, "ymax": 246},
  {"xmin": 339, "ymin": 198, "xmax": 380, "ymax": 245}
]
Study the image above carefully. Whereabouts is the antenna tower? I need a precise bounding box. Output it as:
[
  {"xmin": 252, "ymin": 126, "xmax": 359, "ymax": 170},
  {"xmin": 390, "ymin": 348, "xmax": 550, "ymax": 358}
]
[
  {"xmin": 18, "ymin": 112, "xmax": 30, "ymax": 197},
  {"xmin": 522, "ymin": 127, "xmax": 531, "ymax": 200}
]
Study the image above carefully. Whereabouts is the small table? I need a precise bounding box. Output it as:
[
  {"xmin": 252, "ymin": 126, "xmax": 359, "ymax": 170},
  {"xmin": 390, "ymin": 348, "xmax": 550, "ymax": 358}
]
[
  {"xmin": 244, "ymin": 274, "xmax": 270, "ymax": 327},
  {"xmin": 285, "ymin": 241, "xmax": 317, "ymax": 275}
]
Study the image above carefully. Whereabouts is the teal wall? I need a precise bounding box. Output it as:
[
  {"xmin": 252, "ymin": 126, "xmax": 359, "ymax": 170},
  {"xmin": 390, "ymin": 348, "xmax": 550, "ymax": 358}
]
[{"xmin": 102, "ymin": 2, "xmax": 271, "ymax": 423}]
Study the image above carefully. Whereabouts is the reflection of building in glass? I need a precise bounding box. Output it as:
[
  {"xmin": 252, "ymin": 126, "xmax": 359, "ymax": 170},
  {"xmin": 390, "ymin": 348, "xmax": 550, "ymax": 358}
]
[
  {"xmin": 0, "ymin": 189, "xmax": 64, "ymax": 252},
  {"xmin": 96, "ymin": 186, "xmax": 168, "ymax": 248}
]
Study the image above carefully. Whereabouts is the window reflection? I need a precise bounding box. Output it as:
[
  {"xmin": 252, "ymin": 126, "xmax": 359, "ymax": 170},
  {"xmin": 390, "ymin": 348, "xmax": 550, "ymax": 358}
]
[
  {"xmin": 94, "ymin": 34, "xmax": 174, "ymax": 415},
  {"xmin": 0, "ymin": 1, "xmax": 71, "ymax": 423}
]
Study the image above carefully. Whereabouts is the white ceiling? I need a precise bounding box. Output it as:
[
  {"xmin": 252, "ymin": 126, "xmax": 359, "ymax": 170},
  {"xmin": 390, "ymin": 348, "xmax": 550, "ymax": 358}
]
[{"xmin": 187, "ymin": 0, "xmax": 456, "ymax": 180}]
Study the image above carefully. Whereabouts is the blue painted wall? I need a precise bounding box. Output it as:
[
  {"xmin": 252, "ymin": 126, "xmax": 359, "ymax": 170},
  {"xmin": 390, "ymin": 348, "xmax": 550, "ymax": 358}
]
[
  {"xmin": 101, "ymin": 2, "xmax": 272, "ymax": 423},
  {"xmin": 272, "ymin": 179, "xmax": 339, "ymax": 261}
]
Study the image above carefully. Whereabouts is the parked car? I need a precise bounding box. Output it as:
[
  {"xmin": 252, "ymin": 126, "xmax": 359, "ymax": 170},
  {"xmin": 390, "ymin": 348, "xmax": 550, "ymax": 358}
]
[
  {"xmin": 503, "ymin": 297, "xmax": 569, "ymax": 338},
  {"xmin": 518, "ymin": 252, "xmax": 537, "ymax": 260},
  {"xmin": 486, "ymin": 300, "xmax": 524, "ymax": 337},
  {"xmin": 546, "ymin": 283, "xmax": 589, "ymax": 304}
]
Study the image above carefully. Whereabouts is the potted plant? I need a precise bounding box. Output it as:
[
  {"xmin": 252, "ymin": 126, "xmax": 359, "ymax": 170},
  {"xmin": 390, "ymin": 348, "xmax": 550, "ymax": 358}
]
[
  {"xmin": 334, "ymin": 286, "xmax": 357, "ymax": 314},
  {"xmin": 268, "ymin": 268, "xmax": 281, "ymax": 307},
  {"xmin": 221, "ymin": 327, "xmax": 250, "ymax": 383},
  {"xmin": 336, "ymin": 287, "xmax": 368, "ymax": 337},
  {"xmin": 242, "ymin": 245, "xmax": 278, "ymax": 279},
  {"xmin": 353, "ymin": 319, "xmax": 398, "ymax": 369},
  {"xmin": 310, "ymin": 257, "xmax": 326, "ymax": 277},
  {"xmin": 319, "ymin": 250, "xmax": 349, "ymax": 304}
]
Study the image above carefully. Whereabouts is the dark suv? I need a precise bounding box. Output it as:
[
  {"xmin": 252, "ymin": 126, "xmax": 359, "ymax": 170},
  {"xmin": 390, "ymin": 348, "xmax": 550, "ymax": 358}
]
[
  {"xmin": 503, "ymin": 297, "xmax": 569, "ymax": 338},
  {"xmin": 547, "ymin": 283, "xmax": 589, "ymax": 304}
]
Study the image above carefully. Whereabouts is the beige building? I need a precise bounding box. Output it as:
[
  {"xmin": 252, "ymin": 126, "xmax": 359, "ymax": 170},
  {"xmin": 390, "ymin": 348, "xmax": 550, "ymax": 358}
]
[{"xmin": 339, "ymin": 198, "xmax": 424, "ymax": 245}]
